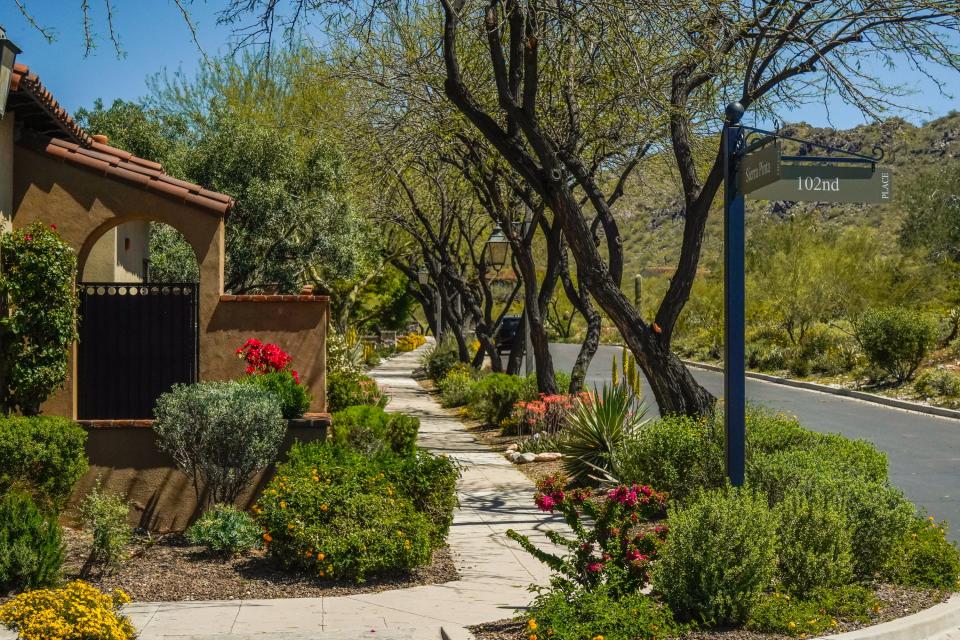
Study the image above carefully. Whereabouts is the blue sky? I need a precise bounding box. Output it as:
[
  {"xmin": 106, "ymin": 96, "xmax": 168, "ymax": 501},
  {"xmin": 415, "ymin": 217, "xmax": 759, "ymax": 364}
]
[{"xmin": 1, "ymin": 1, "xmax": 957, "ymax": 129}]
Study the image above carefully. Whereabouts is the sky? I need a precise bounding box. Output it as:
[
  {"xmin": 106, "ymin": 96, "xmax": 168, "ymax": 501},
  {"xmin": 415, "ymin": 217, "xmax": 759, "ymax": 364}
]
[{"xmin": 1, "ymin": 1, "xmax": 957, "ymax": 130}]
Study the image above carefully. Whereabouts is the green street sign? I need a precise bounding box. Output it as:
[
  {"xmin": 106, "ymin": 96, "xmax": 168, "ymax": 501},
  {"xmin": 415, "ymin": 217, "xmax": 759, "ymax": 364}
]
[
  {"xmin": 747, "ymin": 164, "xmax": 892, "ymax": 204},
  {"xmin": 740, "ymin": 139, "xmax": 781, "ymax": 194}
]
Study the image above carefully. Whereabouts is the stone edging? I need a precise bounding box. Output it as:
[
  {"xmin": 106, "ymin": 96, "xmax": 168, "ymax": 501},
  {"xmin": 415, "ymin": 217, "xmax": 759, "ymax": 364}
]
[
  {"xmin": 682, "ymin": 359, "xmax": 960, "ymax": 421},
  {"xmin": 441, "ymin": 594, "xmax": 960, "ymax": 640}
]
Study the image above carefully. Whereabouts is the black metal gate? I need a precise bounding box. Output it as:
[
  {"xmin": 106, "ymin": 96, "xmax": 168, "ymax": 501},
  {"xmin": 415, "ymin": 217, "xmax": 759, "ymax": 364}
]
[{"xmin": 77, "ymin": 283, "xmax": 199, "ymax": 420}]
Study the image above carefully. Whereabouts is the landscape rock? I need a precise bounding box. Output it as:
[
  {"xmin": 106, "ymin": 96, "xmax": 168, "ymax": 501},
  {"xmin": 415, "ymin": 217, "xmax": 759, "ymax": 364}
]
[
  {"xmin": 534, "ymin": 452, "xmax": 562, "ymax": 462},
  {"xmin": 519, "ymin": 452, "xmax": 537, "ymax": 464}
]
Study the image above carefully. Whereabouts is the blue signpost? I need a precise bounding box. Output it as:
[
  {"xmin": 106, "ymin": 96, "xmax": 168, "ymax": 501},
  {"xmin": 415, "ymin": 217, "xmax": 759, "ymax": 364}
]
[{"xmin": 721, "ymin": 102, "xmax": 890, "ymax": 487}]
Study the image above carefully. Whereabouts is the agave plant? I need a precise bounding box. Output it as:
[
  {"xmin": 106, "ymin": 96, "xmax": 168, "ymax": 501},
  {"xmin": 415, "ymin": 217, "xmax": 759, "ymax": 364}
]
[{"xmin": 561, "ymin": 382, "xmax": 649, "ymax": 483}]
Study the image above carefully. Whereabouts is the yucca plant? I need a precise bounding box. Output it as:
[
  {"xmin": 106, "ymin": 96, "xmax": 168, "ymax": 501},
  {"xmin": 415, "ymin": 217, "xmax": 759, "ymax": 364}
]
[{"xmin": 561, "ymin": 383, "xmax": 649, "ymax": 483}]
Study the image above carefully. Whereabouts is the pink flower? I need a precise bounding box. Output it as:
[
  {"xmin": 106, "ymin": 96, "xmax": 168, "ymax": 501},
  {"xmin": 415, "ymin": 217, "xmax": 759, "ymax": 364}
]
[
  {"xmin": 586, "ymin": 562, "xmax": 604, "ymax": 573},
  {"xmin": 24, "ymin": 234, "xmax": 32, "ymax": 242},
  {"xmin": 535, "ymin": 494, "xmax": 555, "ymax": 512}
]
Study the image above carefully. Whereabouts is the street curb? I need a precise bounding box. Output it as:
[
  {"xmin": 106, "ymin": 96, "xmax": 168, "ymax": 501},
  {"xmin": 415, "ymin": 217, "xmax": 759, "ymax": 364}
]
[
  {"xmin": 441, "ymin": 626, "xmax": 476, "ymax": 640},
  {"xmin": 818, "ymin": 593, "xmax": 960, "ymax": 639},
  {"xmin": 682, "ymin": 359, "xmax": 960, "ymax": 421}
]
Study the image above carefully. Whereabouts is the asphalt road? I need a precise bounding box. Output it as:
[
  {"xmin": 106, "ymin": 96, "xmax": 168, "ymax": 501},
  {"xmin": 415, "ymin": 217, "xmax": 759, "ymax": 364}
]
[{"xmin": 546, "ymin": 343, "xmax": 960, "ymax": 540}]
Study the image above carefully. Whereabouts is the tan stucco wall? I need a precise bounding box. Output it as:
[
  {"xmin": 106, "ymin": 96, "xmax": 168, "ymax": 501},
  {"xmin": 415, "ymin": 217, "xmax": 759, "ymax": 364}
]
[
  {"xmin": 82, "ymin": 220, "xmax": 150, "ymax": 282},
  {"xmin": 67, "ymin": 423, "xmax": 329, "ymax": 532},
  {"xmin": 0, "ymin": 113, "xmax": 12, "ymax": 233},
  {"xmin": 82, "ymin": 226, "xmax": 117, "ymax": 281}
]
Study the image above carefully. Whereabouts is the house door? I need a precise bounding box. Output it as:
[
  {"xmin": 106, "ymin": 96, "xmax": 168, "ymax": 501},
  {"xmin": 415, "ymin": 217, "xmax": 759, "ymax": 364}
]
[{"xmin": 77, "ymin": 283, "xmax": 199, "ymax": 420}]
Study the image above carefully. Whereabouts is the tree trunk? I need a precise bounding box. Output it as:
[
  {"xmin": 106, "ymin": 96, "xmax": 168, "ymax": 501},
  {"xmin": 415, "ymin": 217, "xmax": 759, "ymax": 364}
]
[
  {"xmin": 560, "ymin": 258, "xmax": 601, "ymax": 394},
  {"xmin": 515, "ymin": 245, "xmax": 557, "ymax": 394}
]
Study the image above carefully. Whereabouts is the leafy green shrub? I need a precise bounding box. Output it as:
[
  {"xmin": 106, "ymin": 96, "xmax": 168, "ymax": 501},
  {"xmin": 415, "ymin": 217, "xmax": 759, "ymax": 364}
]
[
  {"xmin": 524, "ymin": 583, "xmax": 680, "ymax": 640},
  {"xmin": 0, "ymin": 222, "xmax": 79, "ymax": 415},
  {"xmin": 915, "ymin": 368, "xmax": 960, "ymax": 398},
  {"xmin": 746, "ymin": 585, "xmax": 875, "ymax": 637},
  {"xmin": 468, "ymin": 373, "xmax": 532, "ymax": 426},
  {"xmin": 331, "ymin": 405, "xmax": 419, "ymax": 457},
  {"xmin": 774, "ymin": 491, "xmax": 853, "ymax": 596},
  {"xmin": 326, "ymin": 371, "xmax": 386, "ymax": 413},
  {"xmin": 652, "ymin": 487, "xmax": 777, "ymax": 626},
  {"xmin": 855, "ymin": 307, "xmax": 937, "ymax": 382},
  {"xmin": 421, "ymin": 337, "xmax": 460, "ymax": 382},
  {"xmin": 437, "ymin": 365, "xmax": 480, "ymax": 408},
  {"xmin": 743, "ymin": 408, "xmax": 822, "ymax": 458},
  {"xmin": 562, "ymin": 384, "xmax": 647, "ymax": 482},
  {"xmin": 327, "ymin": 329, "xmax": 364, "ymax": 377},
  {"xmin": 78, "ymin": 481, "xmax": 131, "ymax": 573},
  {"xmin": 255, "ymin": 443, "xmax": 443, "ymax": 581},
  {"xmin": 186, "ymin": 504, "xmax": 263, "ymax": 555},
  {"xmin": 0, "ymin": 490, "xmax": 63, "ymax": 593},
  {"xmin": 240, "ymin": 371, "xmax": 311, "ymax": 418},
  {"xmin": 153, "ymin": 381, "xmax": 287, "ymax": 505},
  {"xmin": 883, "ymin": 516, "xmax": 960, "ymax": 589},
  {"xmin": 0, "ymin": 415, "xmax": 88, "ymax": 513},
  {"xmin": 748, "ymin": 452, "xmax": 913, "ymax": 578},
  {"xmin": 614, "ymin": 414, "xmax": 723, "ymax": 502}
]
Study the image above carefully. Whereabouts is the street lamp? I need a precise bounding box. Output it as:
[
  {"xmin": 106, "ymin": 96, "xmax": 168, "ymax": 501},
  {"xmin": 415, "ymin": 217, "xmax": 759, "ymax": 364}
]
[
  {"xmin": 417, "ymin": 267, "xmax": 429, "ymax": 285},
  {"xmin": 484, "ymin": 226, "xmax": 510, "ymax": 271},
  {"xmin": 0, "ymin": 28, "xmax": 21, "ymax": 121}
]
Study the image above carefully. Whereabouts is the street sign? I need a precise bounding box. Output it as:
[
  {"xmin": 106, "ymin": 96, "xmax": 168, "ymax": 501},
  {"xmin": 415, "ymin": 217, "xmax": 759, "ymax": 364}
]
[
  {"xmin": 740, "ymin": 139, "xmax": 781, "ymax": 193},
  {"xmin": 747, "ymin": 164, "xmax": 892, "ymax": 203}
]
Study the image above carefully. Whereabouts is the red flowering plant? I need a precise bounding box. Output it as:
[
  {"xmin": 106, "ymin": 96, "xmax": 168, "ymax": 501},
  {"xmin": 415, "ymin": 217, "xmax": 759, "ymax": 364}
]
[
  {"xmin": 235, "ymin": 339, "xmax": 311, "ymax": 419},
  {"xmin": 507, "ymin": 473, "xmax": 668, "ymax": 596},
  {"xmin": 512, "ymin": 392, "xmax": 592, "ymax": 436}
]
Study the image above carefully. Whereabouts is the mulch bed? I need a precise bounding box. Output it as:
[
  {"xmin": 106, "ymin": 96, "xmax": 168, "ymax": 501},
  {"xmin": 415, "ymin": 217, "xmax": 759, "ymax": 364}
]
[
  {"xmin": 469, "ymin": 584, "xmax": 949, "ymax": 640},
  {"xmin": 61, "ymin": 527, "xmax": 458, "ymax": 601}
]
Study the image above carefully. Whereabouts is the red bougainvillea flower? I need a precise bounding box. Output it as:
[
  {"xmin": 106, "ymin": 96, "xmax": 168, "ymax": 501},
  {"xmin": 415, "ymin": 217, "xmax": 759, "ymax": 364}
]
[
  {"xmin": 236, "ymin": 339, "xmax": 295, "ymax": 376},
  {"xmin": 291, "ymin": 370, "xmax": 300, "ymax": 385},
  {"xmin": 24, "ymin": 234, "xmax": 32, "ymax": 242},
  {"xmin": 586, "ymin": 562, "xmax": 604, "ymax": 573},
  {"xmin": 49, "ymin": 224, "xmax": 57, "ymax": 230}
]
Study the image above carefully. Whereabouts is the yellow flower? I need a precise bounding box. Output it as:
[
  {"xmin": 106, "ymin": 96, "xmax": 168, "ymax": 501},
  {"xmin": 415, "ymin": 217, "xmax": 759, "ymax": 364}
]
[
  {"xmin": 831, "ymin": 618, "xmax": 839, "ymax": 627},
  {"xmin": 528, "ymin": 619, "xmax": 538, "ymax": 631},
  {"xmin": 288, "ymin": 523, "xmax": 296, "ymax": 530},
  {"xmin": 280, "ymin": 501, "xmax": 287, "ymax": 510},
  {"xmin": 321, "ymin": 503, "xmax": 329, "ymax": 512},
  {"xmin": 529, "ymin": 636, "xmax": 538, "ymax": 640},
  {"xmin": 788, "ymin": 621, "xmax": 797, "ymax": 629},
  {"xmin": 318, "ymin": 552, "xmax": 326, "ymax": 561},
  {"xmin": 592, "ymin": 636, "xmax": 604, "ymax": 640},
  {"xmin": 929, "ymin": 515, "xmax": 936, "ymax": 521},
  {"xmin": 327, "ymin": 564, "xmax": 333, "ymax": 573}
]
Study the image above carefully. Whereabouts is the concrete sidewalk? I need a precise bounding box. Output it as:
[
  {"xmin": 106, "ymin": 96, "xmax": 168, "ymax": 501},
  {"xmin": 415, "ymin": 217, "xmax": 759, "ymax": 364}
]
[{"xmin": 3, "ymin": 347, "xmax": 559, "ymax": 640}]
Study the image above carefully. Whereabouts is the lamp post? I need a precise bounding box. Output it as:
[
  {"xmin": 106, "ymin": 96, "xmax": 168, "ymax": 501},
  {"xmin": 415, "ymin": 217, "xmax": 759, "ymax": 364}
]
[
  {"xmin": 0, "ymin": 28, "xmax": 21, "ymax": 121},
  {"xmin": 417, "ymin": 265, "xmax": 442, "ymax": 339},
  {"xmin": 485, "ymin": 214, "xmax": 534, "ymax": 376},
  {"xmin": 484, "ymin": 226, "xmax": 509, "ymax": 271}
]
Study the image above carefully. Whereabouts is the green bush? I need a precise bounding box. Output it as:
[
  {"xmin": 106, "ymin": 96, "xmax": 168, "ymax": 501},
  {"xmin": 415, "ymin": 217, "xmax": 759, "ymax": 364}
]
[
  {"xmin": 915, "ymin": 368, "xmax": 960, "ymax": 398},
  {"xmin": 153, "ymin": 381, "xmax": 287, "ymax": 505},
  {"xmin": 468, "ymin": 373, "xmax": 532, "ymax": 426},
  {"xmin": 0, "ymin": 415, "xmax": 88, "ymax": 513},
  {"xmin": 421, "ymin": 337, "xmax": 460, "ymax": 382},
  {"xmin": 855, "ymin": 307, "xmax": 937, "ymax": 382},
  {"xmin": 78, "ymin": 481, "xmax": 131, "ymax": 573},
  {"xmin": 240, "ymin": 371, "xmax": 311, "ymax": 418},
  {"xmin": 326, "ymin": 371, "xmax": 386, "ymax": 413},
  {"xmin": 437, "ymin": 365, "xmax": 480, "ymax": 408},
  {"xmin": 255, "ymin": 443, "xmax": 448, "ymax": 581},
  {"xmin": 746, "ymin": 585, "xmax": 875, "ymax": 637},
  {"xmin": 774, "ymin": 491, "xmax": 853, "ymax": 596},
  {"xmin": 883, "ymin": 516, "xmax": 960, "ymax": 589},
  {"xmin": 524, "ymin": 583, "xmax": 680, "ymax": 640},
  {"xmin": 744, "ymin": 408, "xmax": 822, "ymax": 458},
  {"xmin": 0, "ymin": 222, "xmax": 79, "ymax": 415},
  {"xmin": 652, "ymin": 487, "xmax": 777, "ymax": 626},
  {"xmin": 0, "ymin": 490, "xmax": 63, "ymax": 593},
  {"xmin": 614, "ymin": 414, "xmax": 723, "ymax": 502},
  {"xmin": 186, "ymin": 504, "xmax": 263, "ymax": 556},
  {"xmin": 331, "ymin": 405, "xmax": 419, "ymax": 457}
]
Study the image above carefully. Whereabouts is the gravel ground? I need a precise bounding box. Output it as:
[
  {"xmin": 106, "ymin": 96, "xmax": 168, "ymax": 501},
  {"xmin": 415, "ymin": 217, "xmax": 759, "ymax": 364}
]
[
  {"xmin": 469, "ymin": 585, "xmax": 948, "ymax": 640},
  {"xmin": 61, "ymin": 528, "xmax": 458, "ymax": 601}
]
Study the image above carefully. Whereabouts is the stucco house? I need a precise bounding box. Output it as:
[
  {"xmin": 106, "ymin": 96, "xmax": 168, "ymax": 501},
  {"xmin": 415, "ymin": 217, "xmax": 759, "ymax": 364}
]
[{"xmin": 1, "ymin": 55, "xmax": 330, "ymax": 529}]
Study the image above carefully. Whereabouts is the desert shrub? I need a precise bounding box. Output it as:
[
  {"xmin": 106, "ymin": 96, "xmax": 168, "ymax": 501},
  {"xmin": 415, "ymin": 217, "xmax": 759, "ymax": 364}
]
[
  {"xmin": 396, "ymin": 333, "xmax": 427, "ymax": 352},
  {"xmin": 437, "ymin": 365, "xmax": 480, "ymax": 408},
  {"xmin": 331, "ymin": 405, "xmax": 419, "ymax": 457},
  {"xmin": 915, "ymin": 368, "xmax": 960, "ymax": 398},
  {"xmin": 78, "ymin": 482, "xmax": 131, "ymax": 573},
  {"xmin": 326, "ymin": 371, "xmax": 386, "ymax": 413},
  {"xmin": 0, "ymin": 580, "xmax": 135, "ymax": 640},
  {"xmin": 652, "ymin": 487, "xmax": 777, "ymax": 626},
  {"xmin": 743, "ymin": 408, "xmax": 822, "ymax": 458},
  {"xmin": 327, "ymin": 329, "xmax": 365, "ymax": 377},
  {"xmin": 748, "ymin": 452, "xmax": 913, "ymax": 578},
  {"xmin": 883, "ymin": 516, "xmax": 960, "ymax": 589},
  {"xmin": 0, "ymin": 490, "xmax": 63, "ymax": 594},
  {"xmin": 524, "ymin": 583, "xmax": 680, "ymax": 640},
  {"xmin": 255, "ymin": 444, "xmax": 437, "ymax": 581},
  {"xmin": 516, "ymin": 431, "xmax": 567, "ymax": 454},
  {"xmin": 469, "ymin": 373, "xmax": 532, "ymax": 426},
  {"xmin": 186, "ymin": 504, "xmax": 263, "ymax": 556},
  {"xmin": 562, "ymin": 384, "xmax": 647, "ymax": 482},
  {"xmin": 774, "ymin": 491, "xmax": 854, "ymax": 596},
  {"xmin": 153, "ymin": 381, "xmax": 287, "ymax": 505},
  {"xmin": 240, "ymin": 370, "xmax": 311, "ymax": 418},
  {"xmin": 421, "ymin": 337, "xmax": 461, "ymax": 382},
  {"xmin": 0, "ymin": 222, "xmax": 79, "ymax": 415},
  {"xmin": 614, "ymin": 414, "xmax": 724, "ymax": 502},
  {"xmin": 0, "ymin": 415, "xmax": 88, "ymax": 513},
  {"xmin": 854, "ymin": 307, "xmax": 937, "ymax": 382},
  {"xmin": 508, "ymin": 473, "xmax": 668, "ymax": 595},
  {"xmin": 746, "ymin": 585, "xmax": 875, "ymax": 637}
]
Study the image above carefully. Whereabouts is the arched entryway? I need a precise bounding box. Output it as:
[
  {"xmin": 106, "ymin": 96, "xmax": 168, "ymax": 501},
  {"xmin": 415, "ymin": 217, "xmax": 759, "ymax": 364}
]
[{"xmin": 77, "ymin": 221, "xmax": 202, "ymax": 419}]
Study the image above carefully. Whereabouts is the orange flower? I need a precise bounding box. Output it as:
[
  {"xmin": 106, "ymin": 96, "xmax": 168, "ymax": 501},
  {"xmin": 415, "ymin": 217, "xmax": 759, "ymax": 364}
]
[{"xmin": 263, "ymin": 532, "xmax": 273, "ymax": 543}]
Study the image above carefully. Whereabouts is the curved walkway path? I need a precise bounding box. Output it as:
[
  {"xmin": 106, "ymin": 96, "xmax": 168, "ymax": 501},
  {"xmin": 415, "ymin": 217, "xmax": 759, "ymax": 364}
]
[{"xmin": 87, "ymin": 347, "xmax": 558, "ymax": 640}]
